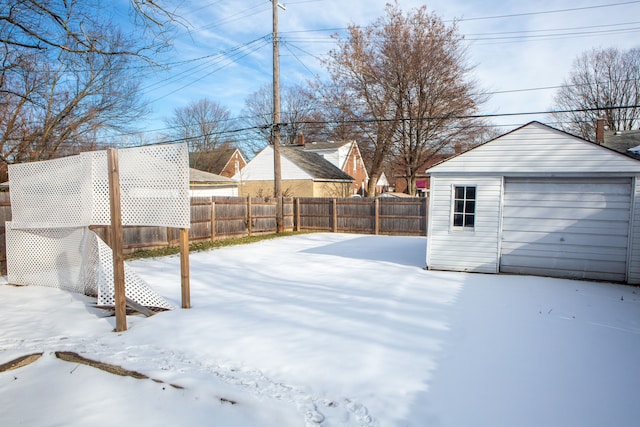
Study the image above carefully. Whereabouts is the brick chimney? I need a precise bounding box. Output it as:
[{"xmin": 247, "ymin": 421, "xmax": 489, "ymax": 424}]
[
  {"xmin": 296, "ymin": 132, "xmax": 305, "ymax": 146},
  {"xmin": 454, "ymin": 141, "xmax": 462, "ymax": 154},
  {"xmin": 595, "ymin": 115, "xmax": 605, "ymax": 145}
]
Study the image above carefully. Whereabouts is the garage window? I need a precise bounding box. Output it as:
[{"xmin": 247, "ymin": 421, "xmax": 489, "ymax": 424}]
[{"xmin": 453, "ymin": 185, "xmax": 475, "ymax": 228}]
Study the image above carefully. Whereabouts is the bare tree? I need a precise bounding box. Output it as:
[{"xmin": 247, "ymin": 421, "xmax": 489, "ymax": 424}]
[
  {"xmin": 552, "ymin": 47, "xmax": 640, "ymax": 140},
  {"xmin": 0, "ymin": 0, "xmax": 178, "ymax": 61},
  {"xmin": 323, "ymin": 2, "xmax": 487, "ymax": 196},
  {"xmin": 165, "ymin": 98, "xmax": 235, "ymax": 171},
  {"xmin": 0, "ymin": 1, "xmax": 182, "ymax": 180},
  {"xmin": 241, "ymin": 83, "xmax": 327, "ymax": 154},
  {"xmin": 0, "ymin": 31, "xmax": 149, "ymax": 176}
]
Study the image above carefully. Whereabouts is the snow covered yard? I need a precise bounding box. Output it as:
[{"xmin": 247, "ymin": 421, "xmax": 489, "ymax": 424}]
[{"xmin": 1, "ymin": 233, "xmax": 639, "ymax": 427}]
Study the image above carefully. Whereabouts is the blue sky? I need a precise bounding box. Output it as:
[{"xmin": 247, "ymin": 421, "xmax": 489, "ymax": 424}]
[{"xmin": 118, "ymin": 0, "xmax": 640, "ymax": 144}]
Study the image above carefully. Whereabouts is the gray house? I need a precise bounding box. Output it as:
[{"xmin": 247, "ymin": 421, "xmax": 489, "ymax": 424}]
[{"xmin": 426, "ymin": 121, "xmax": 640, "ymax": 283}]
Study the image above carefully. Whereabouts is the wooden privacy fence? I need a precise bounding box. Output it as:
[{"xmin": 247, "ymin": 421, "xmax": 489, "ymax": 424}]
[
  {"xmin": 0, "ymin": 194, "xmax": 428, "ymax": 273},
  {"xmin": 295, "ymin": 197, "xmax": 428, "ymax": 236}
]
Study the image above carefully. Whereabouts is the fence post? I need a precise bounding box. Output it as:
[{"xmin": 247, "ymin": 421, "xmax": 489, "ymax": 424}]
[
  {"xmin": 179, "ymin": 228, "xmax": 190, "ymax": 309},
  {"xmin": 295, "ymin": 198, "xmax": 300, "ymax": 231},
  {"xmin": 210, "ymin": 200, "xmax": 216, "ymax": 241},
  {"xmin": 374, "ymin": 198, "xmax": 380, "ymax": 235},
  {"xmin": 332, "ymin": 198, "xmax": 337, "ymax": 233},
  {"xmin": 247, "ymin": 195, "xmax": 252, "ymax": 236},
  {"xmin": 107, "ymin": 148, "xmax": 127, "ymax": 332}
]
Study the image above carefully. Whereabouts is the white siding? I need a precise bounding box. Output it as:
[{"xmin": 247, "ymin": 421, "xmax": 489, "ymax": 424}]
[
  {"xmin": 235, "ymin": 146, "xmax": 311, "ymax": 181},
  {"xmin": 305, "ymin": 143, "xmax": 350, "ymax": 169},
  {"xmin": 628, "ymin": 178, "xmax": 640, "ymax": 284},
  {"xmin": 190, "ymin": 187, "xmax": 238, "ymax": 197},
  {"xmin": 314, "ymin": 150, "xmax": 340, "ymax": 168},
  {"xmin": 427, "ymin": 176, "xmax": 502, "ymax": 273},
  {"xmin": 426, "ymin": 122, "xmax": 640, "ymax": 283},
  {"xmin": 337, "ymin": 144, "xmax": 351, "ymax": 170},
  {"xmin": 429, "ymin": 122, "xmax": 640, "ymax": 175},
  {"xmin": 501, "ymin": 178, "xmax": 631, "ymax": 282}
]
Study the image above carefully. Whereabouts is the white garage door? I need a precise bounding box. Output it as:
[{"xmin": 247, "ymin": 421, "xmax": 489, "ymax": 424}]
[{"xmin": 501, "ymin": 178, "xmax": 632, "ymax": 282}]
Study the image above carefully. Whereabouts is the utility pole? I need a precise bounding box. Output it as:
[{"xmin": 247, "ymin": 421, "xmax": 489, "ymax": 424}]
[{"xmin": 272, "ymin": 0, "xmax": 285, "ymax": 232}]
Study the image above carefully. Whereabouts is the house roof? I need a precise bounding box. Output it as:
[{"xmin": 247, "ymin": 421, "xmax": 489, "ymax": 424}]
[
  {"xmin": 428, "ymin": 121, "xmax": 640, "ymax": 175},
  {"xmin": 302, "ymin": 140, "xmax": 352, "ymax": 150},
  {"xmin": 189, "ymin": 148, "xmax": 244, "ymax": 174},
  {"xmin": 189, "ymin": 168, "xmax": 236, "ymax": 184},
  {"xmin": 603, "ymin": 130, "xmax": 640, "ymax": 159},
  {"xmin": 280, "ymin": 146, "xmax": 354, "ymax": 181}
]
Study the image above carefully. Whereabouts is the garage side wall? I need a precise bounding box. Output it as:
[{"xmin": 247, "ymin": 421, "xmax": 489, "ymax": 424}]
[
  {"xmin": 628, "ymin": 177, "xmax": 640, "ymax": 284},
  {"xmin": 427, "ymin": 175, "xmax": 502, "ymax": 273}
]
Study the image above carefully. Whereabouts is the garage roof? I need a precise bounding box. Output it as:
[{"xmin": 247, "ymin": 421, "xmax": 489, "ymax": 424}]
[{"xmin": 428, "ymin": 121, "xmax": 640, "ymax": 175}]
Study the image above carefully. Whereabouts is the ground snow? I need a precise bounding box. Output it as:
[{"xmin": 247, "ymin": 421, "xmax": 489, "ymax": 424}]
[{"xmin": 1, "ymin": 233, "xmax": 639, "ymax": 426}]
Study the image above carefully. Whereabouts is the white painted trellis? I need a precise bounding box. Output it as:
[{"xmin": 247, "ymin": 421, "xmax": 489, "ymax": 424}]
[{"xmin": 5, "ymin": 143, "xmax": 191, "ymax": 329}]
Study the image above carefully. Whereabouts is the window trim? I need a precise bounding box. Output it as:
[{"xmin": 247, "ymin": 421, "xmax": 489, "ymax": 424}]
[{"xmin": 451, "ymin": 184, "xmax": 476, "ymax": 230}]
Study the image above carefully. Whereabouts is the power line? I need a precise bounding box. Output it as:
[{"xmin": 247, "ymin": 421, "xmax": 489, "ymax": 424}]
[
  {"xmin": 103, "ymin": 104, "xmax": 640, "ymax": 147},
  {"xmin": 455, "ymin": 1, "xmax": 640, "ymax": 22},
  {"xmin": 141, "ymin": 36, "xmax": 270, "ymax": 93}
]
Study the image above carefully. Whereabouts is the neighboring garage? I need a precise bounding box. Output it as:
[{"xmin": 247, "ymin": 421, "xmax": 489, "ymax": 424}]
[{"xmin": 426, "ymin": 121, "xmax": 640, "ymax": 284}]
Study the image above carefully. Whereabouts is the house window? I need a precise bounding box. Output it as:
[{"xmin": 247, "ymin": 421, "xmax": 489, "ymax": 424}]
[{"xmin": 453, "ymin": 185, "xmax": 475, "ymax": 228}]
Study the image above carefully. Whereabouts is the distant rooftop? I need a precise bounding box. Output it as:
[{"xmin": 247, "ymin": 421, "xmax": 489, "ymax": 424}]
[
  {"xmin": 302, "ymin": 140, "xmax": 353, "ymax": 150},
  {"xmin": 280, "ymin": 146, "xmax": 354, "ymax": 181},
  {"xmin": 603, "ymin": 130, "xmax": 640, "ymax": 159}
]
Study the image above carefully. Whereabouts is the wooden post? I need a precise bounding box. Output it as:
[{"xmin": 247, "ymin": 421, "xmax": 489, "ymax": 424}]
[
  {"xmin": 332, "ymin": 198, "xmax": 337, "ymax": 233},
  {"xmin": 104, "ymin": 225, "xmax": 112, "ymax": 247},
  {"xmin": 210, "ymin": 200, "xmax": 216, "ymax": 241},
  {"xmin": 374, "ymin": 198, "xmax": 380, "ymax": 235},
  {"xmin": 247, "ymin": 195, "xmax": 252, "ymax": 236},
  {"xmin": 295, "ymin": 198, "xmax": 300, "ymax": 232},
  {"xmin": 107, "ymin": 148, "xmax": 127, "ymax": 332},
  {"xmin": 180, "ymin": 228, "xmax": 190, "ymax": 309},
  {"xmin": 272, "ymin": 0, "xmax": 284, "ymax": 233}
]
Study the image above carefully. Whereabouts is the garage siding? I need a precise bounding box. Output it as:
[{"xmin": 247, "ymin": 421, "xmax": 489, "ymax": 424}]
[
  {"xmin": 627, "ymin": 178, "xmax": 640, "ymax": 284},
  {"xmin": 427, "ymin": 176, "xmax": 502, "ymax": 273},
  {"xmin": 500, "ymin": 178, "xmax": 631, "ymax": 282}
]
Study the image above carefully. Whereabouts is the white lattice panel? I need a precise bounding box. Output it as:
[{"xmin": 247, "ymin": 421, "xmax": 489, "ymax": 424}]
[
  {"xmin": 94, "ymin": 237, "xmax": 174, "ymax": 310},
  {"xmin": 6, "ymin": 143, "xmax": 187, "ymax": 310},
  {"xmin": 8, "ymin": 143, "xmax": 190, "ymax": 229},
  {"xmin": 6, "ymin": 224, "xmax": 173, "ymax": 310},
  {"xmin": 117, "ymin": 143, "xmax": 190, "ymax": 228},
  {"xmin": 6, "ymin": 223, "xmax": 92, "ymax": 294},
  {"xmin": 89, "ymin": 151, "xmax": 111, "ymax": 226},
  {"xmin": 8, "ymin": 155, "xmax": 93, "ymax": 228}
]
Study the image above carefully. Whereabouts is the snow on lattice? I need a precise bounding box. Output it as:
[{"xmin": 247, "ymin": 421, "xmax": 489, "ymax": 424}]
[{"xmin": 5, "ymin": 143, "xmax": 188, "ymax": 309}]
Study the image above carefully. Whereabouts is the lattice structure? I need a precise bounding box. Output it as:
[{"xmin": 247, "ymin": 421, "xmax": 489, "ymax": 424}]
[
  {"xmin": 5, "ymin": 224, "xmax": 174, "ymax": 309},
  {"xmin": 10, "ymin": 144, "xmax": 190, "ymax": 229},
  {"xmin": 5, "ymin": 143, "xmax": 189, "ymax": 309},
  {"xmin": 5, "ymin": 224, "xmax": 92, "ymax": 294},
  {"xmin": 8, "ymin": 154, "xmax": 93, "ymax": 228}
]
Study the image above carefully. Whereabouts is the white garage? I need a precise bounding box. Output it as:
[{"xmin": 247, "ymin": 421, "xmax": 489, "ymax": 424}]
[
  {"xmin": 426, "ymin": 122, "xmax": 640, "ymax": 284},
  {"xmin": 501, "ymin": 178, "xmax": 631, "ymax": 282}
]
